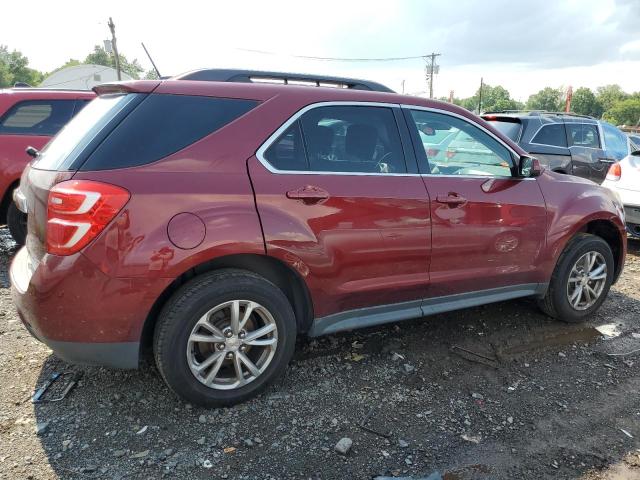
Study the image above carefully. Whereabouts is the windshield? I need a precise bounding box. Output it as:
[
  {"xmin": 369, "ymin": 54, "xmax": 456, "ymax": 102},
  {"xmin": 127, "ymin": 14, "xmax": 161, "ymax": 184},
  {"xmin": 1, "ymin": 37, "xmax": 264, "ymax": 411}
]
[
  {"xmin": 486, "ymin": 120, "xmax": 522, "ymax": 142},
  {"xmin": 33, "ymin": 93, "xmax": 139, "ymax": 171}
]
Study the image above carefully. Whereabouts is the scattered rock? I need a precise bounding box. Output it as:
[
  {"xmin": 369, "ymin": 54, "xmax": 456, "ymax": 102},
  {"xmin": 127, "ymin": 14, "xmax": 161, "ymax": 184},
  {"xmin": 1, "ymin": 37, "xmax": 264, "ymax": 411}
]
[
  {"xmin": 334, "ymin": 437, "xmax": 353, "ymax": 455},
  {"xmin": 35, "ymin": 422, "xmax": 49, "ymax": 436},
  {"xmin": 130, "ymin": 450, "xmax": 150, "ymax": 459},
  {"xmin": 113, "ymin": 450, "xmax": 127, "ymax": 458},
  {"xmin": 471, "ymin": 392, "xmax": 484, "ymax": 400},
  {"xmin": 402, "ymin": 363, "xmax": 416, "ymax": 374},
  {"xmin": 461, "ymin": 434, "xmax": 482, "ymax": 444},
  {"xmin": 398, "ymin": 439, "xmax": 409, "ymax": 448},
  {"xmin": 136, "ymin": 425, "xmax": 148, "ymax": 435},
  {"xmin": 197, "ymin": 437, "xmax": 206, "ymax": 445},
  {"xmin": 198, "ymin": 415, "xmax": 207, "ymax": 424}
]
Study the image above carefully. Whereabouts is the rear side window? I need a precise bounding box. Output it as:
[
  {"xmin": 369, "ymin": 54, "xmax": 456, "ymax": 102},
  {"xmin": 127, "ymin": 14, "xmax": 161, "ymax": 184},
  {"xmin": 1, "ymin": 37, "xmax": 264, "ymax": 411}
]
[
  {"xmin": 263, "ymin": 105, "xmax": 406, "ymax": 174},
  {"xmin": 531, "ymin": 123, "xmax": 567, "ymax": 147},
  {"xmin": 486, "ymin": 120, "xmax": 521, "ymax": 141},
  {"xmin": 81, "ymin": 95, "xmax": 258, "ymax": 171},
  {"xmin": 566, "ymin": 123, "xmax": 599, "ymax": 148},
  {"xmin": 0, "ymin": 100, "xmax": 75, "ymax": 136}
]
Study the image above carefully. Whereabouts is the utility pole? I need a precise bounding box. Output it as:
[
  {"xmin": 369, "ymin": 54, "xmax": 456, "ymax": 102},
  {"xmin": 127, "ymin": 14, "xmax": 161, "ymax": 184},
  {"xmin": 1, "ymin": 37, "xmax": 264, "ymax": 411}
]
[
  {"xmin": 478, "ymin": 77, "xmax": 484, "ymax": 113},
  {"xmin": 425, "ymin": 52, "xmax": 441, "ymax": 99},
  {"xmin": 107, "ymin": 17, "xmax": 121, "ymax": 81}
]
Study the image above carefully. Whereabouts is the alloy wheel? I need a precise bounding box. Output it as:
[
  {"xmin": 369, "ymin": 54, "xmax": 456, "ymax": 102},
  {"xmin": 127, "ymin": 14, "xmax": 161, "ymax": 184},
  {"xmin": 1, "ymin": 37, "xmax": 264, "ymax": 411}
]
[
  {"xmin": 186, "ymin": 300, "xmax": 278, "ymax": 390},
  {"xmin": 566, "ymin": 251, "xmax": 607, "ymax": 311}
]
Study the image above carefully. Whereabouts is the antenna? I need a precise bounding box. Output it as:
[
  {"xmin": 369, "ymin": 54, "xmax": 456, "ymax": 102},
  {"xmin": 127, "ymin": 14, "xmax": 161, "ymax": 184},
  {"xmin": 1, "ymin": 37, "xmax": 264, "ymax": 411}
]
[{"xmin": 141, "ymin": 42, "xmax": 162, "ymax": 78}]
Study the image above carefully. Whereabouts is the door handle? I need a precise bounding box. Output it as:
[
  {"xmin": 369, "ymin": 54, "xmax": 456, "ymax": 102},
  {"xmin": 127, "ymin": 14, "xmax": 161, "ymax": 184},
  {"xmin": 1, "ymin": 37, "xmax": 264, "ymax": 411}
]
[
  {"xmin": 436, "ymin": 193, "xmax": 467, "ymax": 206},
  {"xmin": 286, "ymin": 185, "xmax": 330, "ymax": 203},
  {"xmin": 598, "ymin": 158, "xmax": 616, "ymax": 164}
]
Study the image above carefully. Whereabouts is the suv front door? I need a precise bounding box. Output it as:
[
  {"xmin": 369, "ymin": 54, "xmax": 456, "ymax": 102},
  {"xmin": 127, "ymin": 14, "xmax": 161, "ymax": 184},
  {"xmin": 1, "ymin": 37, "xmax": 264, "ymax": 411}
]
[
  {"xmin": 248, "ymin": 103, "xmax": 431, "ymax": 324},
  {"xmin": 404, "ymin": 107, "xmax": 547, "ymax": 299}
]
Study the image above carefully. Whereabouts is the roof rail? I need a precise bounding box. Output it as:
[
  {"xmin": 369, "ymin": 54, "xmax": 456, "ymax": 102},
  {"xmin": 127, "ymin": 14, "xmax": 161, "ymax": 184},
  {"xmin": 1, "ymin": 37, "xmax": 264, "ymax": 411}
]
[
  {"xmin": 173, "ymin": 69, "xmax": 395, "ymax": 93},
  {"xmin": 483, "ymin": 109, "xmax": 595, "ymax": 119}
]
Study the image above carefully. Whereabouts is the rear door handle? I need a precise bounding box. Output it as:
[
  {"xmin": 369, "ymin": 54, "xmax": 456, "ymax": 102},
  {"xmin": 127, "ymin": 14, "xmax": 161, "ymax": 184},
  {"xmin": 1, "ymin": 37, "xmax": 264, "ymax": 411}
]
[
  {"xmin": 286, "ymin": 185, "xmax": 330, "ymax": 203},
  {"xmin": 598, "ymin": 158, "xmax": 616, "ymax": 164},
  {"xmin": 436, "ymin": 193, "xmax": 467, "ymax": 206}
]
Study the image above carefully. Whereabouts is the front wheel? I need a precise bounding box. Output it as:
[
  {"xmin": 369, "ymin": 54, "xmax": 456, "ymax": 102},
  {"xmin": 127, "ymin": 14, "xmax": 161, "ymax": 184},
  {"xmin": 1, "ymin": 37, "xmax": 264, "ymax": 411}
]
[
  {"xmin": 153, "ymin": 269, "xmax": 297, "ymax": 407},
  {"xmin": 538, "ymin": 233, "xmax": 614, "ymax": 323}
]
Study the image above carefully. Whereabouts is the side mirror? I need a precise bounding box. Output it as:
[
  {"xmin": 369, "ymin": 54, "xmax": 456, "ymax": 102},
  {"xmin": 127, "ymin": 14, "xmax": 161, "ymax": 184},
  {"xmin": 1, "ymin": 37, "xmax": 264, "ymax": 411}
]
[
  {"xmin": 519, "ymin": 155, "xmax": 542, "ymax": 178},
  {"xmin": 631, "ymin": 150, "xmax": 640, "ymax": 157},
  {"xmin": 25, "ymin": 146, "xmax": 39, "ymax": 158}
]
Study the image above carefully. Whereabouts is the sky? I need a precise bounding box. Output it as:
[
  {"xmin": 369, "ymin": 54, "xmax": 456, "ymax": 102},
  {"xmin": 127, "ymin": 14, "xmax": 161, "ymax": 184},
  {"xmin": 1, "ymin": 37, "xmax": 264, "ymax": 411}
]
[{"xmin": 2, "ymin": 0, "xmax": 640, "ymax": 100}]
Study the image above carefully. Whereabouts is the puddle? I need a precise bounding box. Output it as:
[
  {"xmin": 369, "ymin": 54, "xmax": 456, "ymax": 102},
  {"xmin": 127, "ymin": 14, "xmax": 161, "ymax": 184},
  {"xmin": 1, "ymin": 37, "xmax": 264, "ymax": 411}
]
[
  {"xmin": 496, "ymin": 325, "xmax": 602, "ymax": 358},
  {"xmin": 443, "ymin": 464, "xmax": 492, "ymax": 480}
]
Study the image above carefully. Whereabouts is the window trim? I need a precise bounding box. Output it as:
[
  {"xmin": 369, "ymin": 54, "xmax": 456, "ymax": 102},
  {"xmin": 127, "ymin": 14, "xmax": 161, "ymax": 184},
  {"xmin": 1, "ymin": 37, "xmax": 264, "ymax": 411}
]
[
  {"xmin": 257, "ymin": 101, "xmax": 524, "ymax": 178},
  {"xmin": 564, "ymin": 122, "xmax": 602, "ymax": 150},
  {"xmin": 257, "ymin": 101, "xmax": 419, "ymax": 177},
  {"xmin": 528, "ymin": 122, "xmax": 569, "ymax": 149},
  {"xmin": 401, "ymin": 105, "xmax": 523, "ymax": 179}
]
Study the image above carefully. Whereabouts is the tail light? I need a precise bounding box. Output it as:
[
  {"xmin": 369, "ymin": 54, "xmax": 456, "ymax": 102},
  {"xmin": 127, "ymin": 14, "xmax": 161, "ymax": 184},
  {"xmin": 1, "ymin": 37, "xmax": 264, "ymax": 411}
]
[
  {"xmin": 445, "ymin": 150, "xmax": 457, "ymax": 159},
  {"xmin": 47, "ymin": 180, "xmax": 130, "ymax": 256},
  {"xmin": 606, "ymin": 163, "xmax": 621, "ymax": 181}
]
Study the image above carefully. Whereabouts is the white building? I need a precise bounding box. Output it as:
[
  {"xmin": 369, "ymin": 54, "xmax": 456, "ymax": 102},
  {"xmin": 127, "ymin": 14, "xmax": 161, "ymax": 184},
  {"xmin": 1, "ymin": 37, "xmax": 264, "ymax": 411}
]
[{"xmin": 40, "ymin": 64, "xmax": 132, "ymax": 90}]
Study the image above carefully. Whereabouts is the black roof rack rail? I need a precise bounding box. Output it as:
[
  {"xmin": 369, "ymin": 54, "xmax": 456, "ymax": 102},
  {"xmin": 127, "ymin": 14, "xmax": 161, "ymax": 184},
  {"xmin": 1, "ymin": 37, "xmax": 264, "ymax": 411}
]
[
  {"xmin": 173, "ymin": 69, "xmax": 395, "ymax": 93},
  {"xmin": 483, "ymin": 109, "xmax": 595, "ymax": 119}
]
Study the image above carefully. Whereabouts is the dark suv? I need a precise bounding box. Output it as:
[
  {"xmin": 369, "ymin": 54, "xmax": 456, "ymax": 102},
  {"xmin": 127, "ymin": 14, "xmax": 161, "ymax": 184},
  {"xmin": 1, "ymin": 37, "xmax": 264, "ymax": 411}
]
[
  {"xmin": 482, "ymin": 111, "xmax": 633, "ymax": 184},
  {"xmin": 11, "ymin": 70, "xmax": 626, "ymax": 406}
]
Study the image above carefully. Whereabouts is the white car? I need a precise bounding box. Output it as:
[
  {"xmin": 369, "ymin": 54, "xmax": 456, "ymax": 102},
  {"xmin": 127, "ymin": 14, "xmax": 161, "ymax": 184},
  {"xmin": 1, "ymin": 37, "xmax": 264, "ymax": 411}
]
[{"xmin": 602, "ymin": 152, "xmax": 640, "ymax": 238}]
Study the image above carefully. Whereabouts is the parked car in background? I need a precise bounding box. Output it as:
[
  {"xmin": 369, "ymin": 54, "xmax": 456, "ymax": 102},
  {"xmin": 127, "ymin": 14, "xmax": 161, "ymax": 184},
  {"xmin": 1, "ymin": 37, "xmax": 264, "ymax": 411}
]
[
  {"xmin": 0, "ymin": 88, "xmax": 95, "ymax": 243},
  {"xmin": 482, "ymin": 111, "xmax": 634, "ymax": 184},
  {"xmin": 11, "ymin": 70, "xmax": 626, "ymax": 407},
  {"xmin": 602, "ymin": 151, "xmax": 640, "ymax": 238}
]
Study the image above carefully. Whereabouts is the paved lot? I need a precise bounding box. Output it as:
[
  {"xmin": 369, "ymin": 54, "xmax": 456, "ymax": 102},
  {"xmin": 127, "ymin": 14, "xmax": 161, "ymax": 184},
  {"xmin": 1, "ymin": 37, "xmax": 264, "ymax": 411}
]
[{"xmin": 1, "ymin": 229, "xmax": 639, "ymax": 479}]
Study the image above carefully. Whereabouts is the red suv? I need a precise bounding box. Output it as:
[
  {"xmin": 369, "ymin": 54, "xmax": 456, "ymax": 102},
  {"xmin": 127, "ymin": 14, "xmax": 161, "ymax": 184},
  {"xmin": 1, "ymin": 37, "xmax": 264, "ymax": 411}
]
[
  {"xmin": 10, "ymin": 70, "xmax": 626, "ymax": 406},
  {"xmin": 0, "ymin": 87, "xmax": 95, "ymax": 243}
]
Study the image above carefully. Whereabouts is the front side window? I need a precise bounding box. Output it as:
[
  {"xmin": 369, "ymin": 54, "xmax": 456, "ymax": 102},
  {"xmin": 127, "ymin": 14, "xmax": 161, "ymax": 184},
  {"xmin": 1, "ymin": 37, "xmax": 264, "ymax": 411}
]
[
  {"xmin": 602, "ymin": 122, "xmax": 629, "ymax": 160},
  {"xmin": 409, "ymin": 110, "xmax": 513, "ymax": 177},
  {"xmin": 566, "ymin": 123, "xmax": 600, "ymax": 149},
  {"xmin": 264, "ymin": 105, "xmax": 407, "ymax": 174},
  {"xmin": 0, "ymin": 100, "xmax": 75, "ymax": 136},
  {"xmin": 531, "ymin": 123, "xmax": 567, "ymax": 147}
]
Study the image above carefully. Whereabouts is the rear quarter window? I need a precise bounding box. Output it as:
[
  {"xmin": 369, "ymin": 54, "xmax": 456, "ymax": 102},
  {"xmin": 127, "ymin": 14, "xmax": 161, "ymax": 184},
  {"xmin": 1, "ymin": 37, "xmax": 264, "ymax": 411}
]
[
  {"xmin": 0, "ymin": 99, "xmax": 75, "ymax": 136},
  {"xmin": 80, "ymin": 94, "xmax": 258, "ymax": 171},
  {"xmin": 531, "ymin": 123, "xmax": 568, "ymax": 148}
]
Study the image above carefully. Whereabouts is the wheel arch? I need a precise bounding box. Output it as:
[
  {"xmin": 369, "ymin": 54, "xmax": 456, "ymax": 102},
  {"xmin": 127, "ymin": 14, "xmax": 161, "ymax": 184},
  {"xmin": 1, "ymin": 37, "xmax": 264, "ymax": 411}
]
[
  {"xmin": 140, "ymin": 253, "xmax": 315, "ymax": 352},
  {"xmin": 580, "ymin": 218, "xmax": 625, "ymax": 283}
]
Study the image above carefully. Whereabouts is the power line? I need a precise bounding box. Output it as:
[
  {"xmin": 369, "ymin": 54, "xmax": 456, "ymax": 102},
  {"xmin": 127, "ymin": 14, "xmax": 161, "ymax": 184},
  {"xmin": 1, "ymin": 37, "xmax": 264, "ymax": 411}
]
[{"xmin": 235, "ymin": 47, "xmax": 427, "ymax": 62}]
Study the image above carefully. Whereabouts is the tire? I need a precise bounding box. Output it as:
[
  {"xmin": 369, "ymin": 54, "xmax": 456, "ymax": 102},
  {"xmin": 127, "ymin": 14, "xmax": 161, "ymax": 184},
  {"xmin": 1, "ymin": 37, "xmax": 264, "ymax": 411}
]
[
  {"xmin": 153, "ymin": 269, "xmax": 297, "ymax": 407},
  {"xmin": 7, "ymin": 201, "xmax": 27, "ymax": 246},
  {"xmin": 538, "ymin": 233, "xmax": 614, "ymax": 323}
]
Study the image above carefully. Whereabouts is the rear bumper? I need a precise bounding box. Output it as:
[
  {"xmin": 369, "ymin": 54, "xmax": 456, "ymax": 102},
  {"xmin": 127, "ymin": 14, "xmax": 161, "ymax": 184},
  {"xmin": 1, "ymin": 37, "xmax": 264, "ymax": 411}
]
[{"xmin": 10, "ymin": 246, "xmax": 169, "ymax": 369}]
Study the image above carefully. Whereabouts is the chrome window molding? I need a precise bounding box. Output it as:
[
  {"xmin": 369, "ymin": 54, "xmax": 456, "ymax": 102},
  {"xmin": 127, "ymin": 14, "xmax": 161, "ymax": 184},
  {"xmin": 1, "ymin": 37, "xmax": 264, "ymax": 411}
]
[
  {"xmin": 400, "ymin": 104, "xmax": 522, "ymax": 161},
  {"xmin": 255, "ymin": 100, "xmax": 535, "ymax": 180},
  {"xmin": 255, "ymin": 101, "xmax": 411, "ymax": 176}
]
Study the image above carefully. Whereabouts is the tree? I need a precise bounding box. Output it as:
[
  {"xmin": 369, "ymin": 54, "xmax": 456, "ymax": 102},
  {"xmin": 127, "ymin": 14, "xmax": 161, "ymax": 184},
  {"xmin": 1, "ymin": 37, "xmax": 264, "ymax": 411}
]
[
  {"xmin": 143, "ymin": 69, "xmax": 160, "ymax": 80},
  {"xmin": 0, "ymin": 45, "xmax": 43, "ymax": 87},
  {"xmin": 457, "ymin": 84, "xmax": 522, "ymax": 113},
  {"xmin": 84, "ymin": 45, "xmax": 144, "ymax": 79},
  {"xmin": 571, "ymin": 87, "xmax": 603, "ymax": 117},
  {"xmin": 596, "ymin": 84, "xmax": 628, "ymax": 113},
  {"xmin": 602, "ymin": 98, "xmax": 640, "ymax": 126},
  {"xmin": 525, "ymin": 87, "xmax": 565, "ymax": 111}
]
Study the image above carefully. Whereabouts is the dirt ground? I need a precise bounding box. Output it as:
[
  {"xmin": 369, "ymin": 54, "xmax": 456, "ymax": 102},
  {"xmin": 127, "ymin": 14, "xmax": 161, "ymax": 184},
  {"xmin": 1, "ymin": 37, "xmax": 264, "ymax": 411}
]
[{"xmin": 1, "ymin": 228, "xmax": 639, "ymax": 480}]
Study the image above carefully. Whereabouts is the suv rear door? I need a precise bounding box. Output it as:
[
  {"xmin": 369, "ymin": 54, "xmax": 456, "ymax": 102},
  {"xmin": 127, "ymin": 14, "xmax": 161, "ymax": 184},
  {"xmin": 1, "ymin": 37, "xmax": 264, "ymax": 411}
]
[
  {"xmin": 519, "ymin": 118, "xmax": 574, "ymax": 175},
  {"xmin": 248, "ymin": 102, "xmax": 431, "ymax": 321},
  {"xmin": 564, "ymin": 119, "xmax": 607, "ymax": 183}
]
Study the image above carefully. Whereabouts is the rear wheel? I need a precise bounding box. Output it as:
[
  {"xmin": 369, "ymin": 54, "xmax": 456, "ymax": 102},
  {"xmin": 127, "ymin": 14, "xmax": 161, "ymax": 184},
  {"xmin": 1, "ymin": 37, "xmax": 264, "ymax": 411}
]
[
  {"xmin": 7, "ymin": 201, "xmax": 27, "ymax": 245},
  {"xmin": 153, "ymin": 269, "xmax": 297, "ymax": 407},
  {"xmin": 538, "ymin": 233, "xmax": 614, "ymax": 323}
]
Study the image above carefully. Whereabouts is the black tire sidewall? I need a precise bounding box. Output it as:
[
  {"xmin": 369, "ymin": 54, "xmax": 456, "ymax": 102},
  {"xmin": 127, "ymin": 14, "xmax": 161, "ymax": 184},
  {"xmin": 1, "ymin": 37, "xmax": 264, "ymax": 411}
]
[
  {"xmin": 550, "ymin": 236, "xmax": 614, "ymax": 322},
  {"xmin": 7, "ymin": 202, "xmax": 26, "ymax": 245},
  {"xmin": 154, "ymin": 271, "xmax": 296, "ymax": 407}
]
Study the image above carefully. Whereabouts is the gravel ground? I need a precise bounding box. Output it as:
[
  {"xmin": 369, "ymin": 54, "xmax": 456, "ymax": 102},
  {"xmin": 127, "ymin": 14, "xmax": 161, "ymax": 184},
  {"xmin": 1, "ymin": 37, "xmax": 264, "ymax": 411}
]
[{"xmin": 1, "ymin": 229, "xmax": 639, "ymax": 480}]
